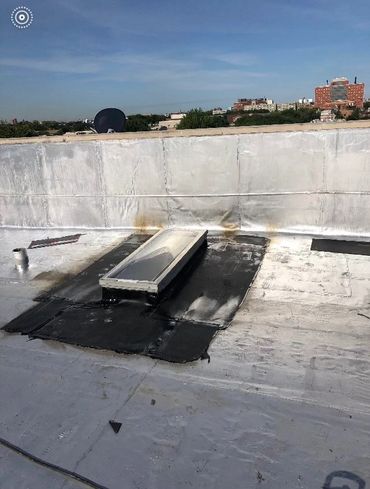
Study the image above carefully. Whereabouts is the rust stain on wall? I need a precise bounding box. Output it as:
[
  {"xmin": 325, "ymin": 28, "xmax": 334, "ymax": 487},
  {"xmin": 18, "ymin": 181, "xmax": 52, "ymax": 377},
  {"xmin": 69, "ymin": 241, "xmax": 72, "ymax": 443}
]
[
  {"xmin": 134, "ymin": 213, "xmax": 164, "ymax": 232},
  {"xmin": 219, "ymin": 209, "xmax": 240, "ymax": 237}
]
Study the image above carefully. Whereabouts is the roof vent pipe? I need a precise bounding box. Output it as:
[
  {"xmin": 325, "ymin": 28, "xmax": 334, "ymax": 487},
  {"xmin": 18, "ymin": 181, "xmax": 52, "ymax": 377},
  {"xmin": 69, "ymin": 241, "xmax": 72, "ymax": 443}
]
[{"xmin": 13, "ymin": 248, "xmax": 29, "ymax": 270}]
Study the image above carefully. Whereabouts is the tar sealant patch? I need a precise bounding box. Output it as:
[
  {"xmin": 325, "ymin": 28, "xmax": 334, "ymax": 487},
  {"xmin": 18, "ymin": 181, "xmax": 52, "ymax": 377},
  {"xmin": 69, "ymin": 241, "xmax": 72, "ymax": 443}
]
[{"xmin": 3, "ymin": 233, "xmax": 267, "ymax": 363}]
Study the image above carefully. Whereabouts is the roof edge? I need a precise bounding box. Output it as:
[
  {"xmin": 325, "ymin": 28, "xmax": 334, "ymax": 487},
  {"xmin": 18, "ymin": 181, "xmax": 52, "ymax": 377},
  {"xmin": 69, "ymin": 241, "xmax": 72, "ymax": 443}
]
[{"xmin": 1, "ymin": 120, "xmax": 370, "ymax": 145}]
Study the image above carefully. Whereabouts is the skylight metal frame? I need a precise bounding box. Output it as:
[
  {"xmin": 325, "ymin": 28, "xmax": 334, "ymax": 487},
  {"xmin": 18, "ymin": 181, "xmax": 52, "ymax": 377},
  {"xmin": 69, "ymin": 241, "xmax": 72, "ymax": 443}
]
[{"xmin": 99, "ymin": 229, "xmax": 207, "ymax": 294}]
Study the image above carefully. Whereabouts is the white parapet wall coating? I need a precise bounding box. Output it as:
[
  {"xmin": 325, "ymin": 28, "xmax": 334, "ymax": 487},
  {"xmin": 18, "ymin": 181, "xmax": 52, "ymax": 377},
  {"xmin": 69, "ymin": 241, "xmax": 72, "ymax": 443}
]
[{"xmin": 1, "ymin": 126, "xmax": 370, "ymax": 236}]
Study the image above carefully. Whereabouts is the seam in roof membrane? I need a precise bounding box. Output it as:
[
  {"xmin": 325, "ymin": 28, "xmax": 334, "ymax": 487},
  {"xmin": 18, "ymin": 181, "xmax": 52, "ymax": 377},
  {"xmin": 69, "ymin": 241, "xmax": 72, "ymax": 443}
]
[
  {"xmin": 4, "ymin": 190, "xmax": 370, "ymax": 197},
  {"xmin": 2, "ymin": 128, "xmax": 370, "ymax": 235}
]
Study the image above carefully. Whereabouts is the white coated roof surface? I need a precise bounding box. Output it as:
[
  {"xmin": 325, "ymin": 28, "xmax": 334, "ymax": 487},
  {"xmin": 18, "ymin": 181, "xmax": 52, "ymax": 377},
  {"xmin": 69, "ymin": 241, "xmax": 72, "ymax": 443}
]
[{"xmin": 0, "ymin": 229, "xmax": 369, "ymax": 488}]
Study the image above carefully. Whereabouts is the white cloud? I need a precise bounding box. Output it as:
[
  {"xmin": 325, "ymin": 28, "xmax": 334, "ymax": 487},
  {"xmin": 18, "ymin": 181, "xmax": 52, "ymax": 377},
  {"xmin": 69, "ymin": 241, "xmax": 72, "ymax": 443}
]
[
  {"xmin": 207, "ymin": 52, "xmax": 257, "ymax": 66},
  {"xmin": 0, "ymin": 51, "xmax": 272, "ymax": 92},
  {"xmin": 0, "ymin": 56, "xmax": 100, "ymax": 74}
]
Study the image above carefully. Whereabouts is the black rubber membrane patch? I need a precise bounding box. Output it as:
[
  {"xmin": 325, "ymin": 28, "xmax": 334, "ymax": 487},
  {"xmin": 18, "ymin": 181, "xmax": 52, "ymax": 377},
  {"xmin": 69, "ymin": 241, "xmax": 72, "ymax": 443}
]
[
  {"xmin": 311, "ymin": 238, "xmax": 370, "ymax": 256},
  {"xmin": 3, "ymin": 233, "xmax": 267, "ymax": 363}
]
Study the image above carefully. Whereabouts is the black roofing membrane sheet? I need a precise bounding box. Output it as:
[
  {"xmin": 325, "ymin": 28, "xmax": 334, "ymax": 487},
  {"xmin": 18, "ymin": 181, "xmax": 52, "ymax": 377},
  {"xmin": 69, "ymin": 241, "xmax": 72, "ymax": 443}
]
[
  {"xmin": 311, "ymin": 238, "xmax": 370, "ymax": 256},
  {"xmin": 36, "ymin": 233, "xmax": 152, "ymax": 304},
  {"xmin": 3, "ymin": 233, "xmax": 267, "ymax": 363}
]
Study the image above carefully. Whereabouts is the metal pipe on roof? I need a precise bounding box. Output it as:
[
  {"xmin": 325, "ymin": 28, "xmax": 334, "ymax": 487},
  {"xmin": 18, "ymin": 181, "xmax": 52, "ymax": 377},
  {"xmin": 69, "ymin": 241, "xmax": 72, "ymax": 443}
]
[{"xmin": 13, "ymin": 247, "xmax": 29, "ymax": 270}]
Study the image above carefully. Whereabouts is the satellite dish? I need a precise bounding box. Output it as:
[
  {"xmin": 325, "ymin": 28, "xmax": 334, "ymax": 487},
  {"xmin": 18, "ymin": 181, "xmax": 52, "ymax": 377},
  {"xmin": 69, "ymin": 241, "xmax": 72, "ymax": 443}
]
[{"xmin": 94, "ymin": 108, "xmax": 126, "ymax": 134}]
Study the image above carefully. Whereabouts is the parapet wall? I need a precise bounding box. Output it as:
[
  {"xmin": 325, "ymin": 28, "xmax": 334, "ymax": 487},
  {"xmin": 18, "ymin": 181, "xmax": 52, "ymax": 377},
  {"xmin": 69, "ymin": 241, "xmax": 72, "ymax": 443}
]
[{"xmin": 1, "ymin": 123, "xmax": 370, "ymax": 236}]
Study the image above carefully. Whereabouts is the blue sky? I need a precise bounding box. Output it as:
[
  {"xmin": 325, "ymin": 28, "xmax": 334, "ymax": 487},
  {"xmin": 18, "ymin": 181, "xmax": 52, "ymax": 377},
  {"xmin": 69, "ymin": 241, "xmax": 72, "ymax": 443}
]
[{"xmin": 0, "ymin": 0, "xmax": 369, "ymax": 120}]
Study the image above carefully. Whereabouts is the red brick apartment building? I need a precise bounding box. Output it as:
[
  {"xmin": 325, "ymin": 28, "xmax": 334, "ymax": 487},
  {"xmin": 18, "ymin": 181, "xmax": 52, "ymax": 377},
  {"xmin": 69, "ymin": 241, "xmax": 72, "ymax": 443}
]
[{"xmin": 315, "ymin": 77, "xmax": 365, "ymax": 109}]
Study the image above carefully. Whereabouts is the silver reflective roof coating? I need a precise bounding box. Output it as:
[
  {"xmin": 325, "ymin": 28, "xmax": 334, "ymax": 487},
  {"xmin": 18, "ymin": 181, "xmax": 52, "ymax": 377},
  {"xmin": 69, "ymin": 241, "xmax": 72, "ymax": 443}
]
[{"xmin": 99, "ymin": 229, "xmax": 207, "ymax": 294}]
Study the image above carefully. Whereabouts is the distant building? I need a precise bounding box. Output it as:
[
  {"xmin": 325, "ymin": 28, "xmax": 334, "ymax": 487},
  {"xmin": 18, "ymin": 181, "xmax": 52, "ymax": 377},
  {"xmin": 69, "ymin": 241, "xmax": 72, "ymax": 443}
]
[
  {"xmin": 152, "ymin": 119, "xmax": 179, "ymax": 130},
  {"xmin": 12, "ymin": 118, "xmax": 17, "ymax": 125},
  {"xmin": 275, "ymin": 103, "xmax": 296, "ymax": 111},
  {"xmin": 315, "ymin": 77, "xmax": 365, "ymax": 109},
  {"xmin": 170, "ymin": 113, "xmax": 186, "ymax": 120},
  {"xmin": 227, "ymin": 114, "xmax": 243, "ymax": 125},
  {"xmin": 297, "ymin": 97, "xmax": 313, "ymax": 108},
  {"xmin": 320, "ymin": 109, "xmax": 336, "ymax": 123},
  {"xmin": 212, "ymin": 107, "xmax": 227, "ymax": 115},
  {"xmin": 233, "ymin": 98, "xmax": 274, "ymax": 112},
  {"xmin": 232, "ymin": 98, "xmax": 306, "ymax": 113},
  {"xmin": 298, "ymin": 97, "xmax": 313, "ymax": 104},
  {"xmin": 151, "ymin": 112, "xmax": 186, "ymax": 130}
]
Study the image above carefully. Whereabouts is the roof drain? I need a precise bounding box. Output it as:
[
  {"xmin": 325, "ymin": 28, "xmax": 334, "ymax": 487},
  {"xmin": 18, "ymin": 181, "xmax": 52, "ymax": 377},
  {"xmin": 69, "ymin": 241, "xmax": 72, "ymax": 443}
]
[{"xmin": 99, "ymin": 229, "xmax": 207, "ymax": 301}]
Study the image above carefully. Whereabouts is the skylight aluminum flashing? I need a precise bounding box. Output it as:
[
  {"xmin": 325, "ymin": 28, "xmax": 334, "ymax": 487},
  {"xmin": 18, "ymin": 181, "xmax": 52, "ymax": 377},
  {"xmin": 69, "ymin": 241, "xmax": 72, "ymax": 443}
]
[{"xmin": 99, "ymin": 229, "xmax": 207, "ymax": 294}]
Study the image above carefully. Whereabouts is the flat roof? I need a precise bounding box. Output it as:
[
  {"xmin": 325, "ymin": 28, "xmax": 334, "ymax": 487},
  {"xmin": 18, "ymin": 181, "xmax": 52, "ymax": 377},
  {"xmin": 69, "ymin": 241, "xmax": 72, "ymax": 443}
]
[{"xmin": 1, "ymin": 228, "xmax": 369, "ymax": 487}]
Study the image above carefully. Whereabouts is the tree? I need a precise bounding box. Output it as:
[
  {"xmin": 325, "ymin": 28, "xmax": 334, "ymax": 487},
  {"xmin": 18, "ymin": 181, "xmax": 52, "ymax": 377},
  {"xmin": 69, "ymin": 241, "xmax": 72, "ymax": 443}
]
[
  {"xmin": 0, "ymin": 120, "xmax": 91, "ymax": 138},
  {"xmin": 126, "ymin": 114, "xmax": 151, "ymax": 132},
  {"xmin": 346, "ymin": 108, "xmax": 360, "ymax": 120},
  {"xmin": 177, "ymin": 109, "xmax": 228, "ymax": 129},
  {"xmin": 235, "ymin": 107, "xmax": 319, "ymax": 126}
]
